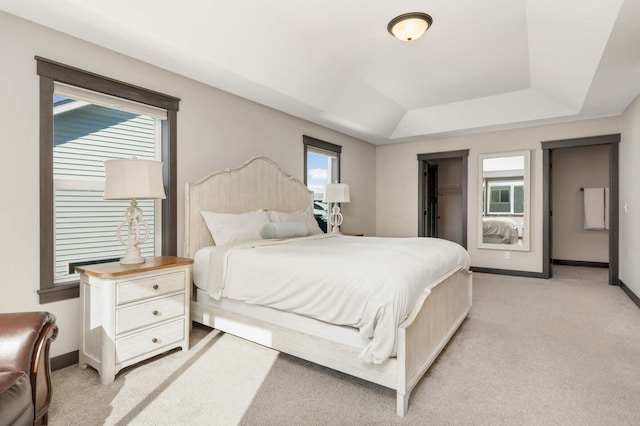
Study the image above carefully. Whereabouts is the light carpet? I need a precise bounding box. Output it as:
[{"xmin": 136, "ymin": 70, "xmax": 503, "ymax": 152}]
[{"xmin": 49, "ymin": 266, "xmax": 640, "ymax": 425}]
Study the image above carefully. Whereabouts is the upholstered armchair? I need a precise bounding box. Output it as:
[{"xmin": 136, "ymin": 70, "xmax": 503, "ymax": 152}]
[{"xmin": 0, "ymin": 312, "xmax": 58, "ymax": 426}]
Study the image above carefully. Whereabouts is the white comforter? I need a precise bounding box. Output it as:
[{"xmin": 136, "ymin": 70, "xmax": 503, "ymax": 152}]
[{"xmin": 202, "ymin": 235, "xmax": 470, "ymax": 364}]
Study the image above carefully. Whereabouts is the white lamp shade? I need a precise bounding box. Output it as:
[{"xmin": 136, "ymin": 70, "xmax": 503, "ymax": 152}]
[
  {"xmin": 323, "ymin": 183, "xmax": 350, "ymax": 203},
  {"xmin": 104, "ymin": 158, "xmax": 166, "ymax": 200}
]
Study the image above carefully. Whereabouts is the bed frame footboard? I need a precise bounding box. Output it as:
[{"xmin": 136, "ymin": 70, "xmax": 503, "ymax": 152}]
[
  {"xmin": 191, "ymin": 267, "xmax": 471, "ymax": 417},
  {"xmin": 395, "ymin": 267, "xmax": 472, "ymax": 416}
]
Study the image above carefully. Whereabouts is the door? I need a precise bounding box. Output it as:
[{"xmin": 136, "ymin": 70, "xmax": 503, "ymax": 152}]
[
  {"xmin": 541, "ymin": 134, "xmax": 619, "ymax": 284},
  {"xmin": 417, "ymin": 150, "xmax": 468, "ymax": 248},
  {"xmin": 424, "ymin": 161, "xmax": 438, "ymax": 237}
]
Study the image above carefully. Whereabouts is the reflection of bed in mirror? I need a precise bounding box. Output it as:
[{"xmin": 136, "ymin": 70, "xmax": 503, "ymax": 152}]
[
  {"xmin": 185, "ymin": 156, "xmax": 472, "ymax": 417},
  {"xmin": 482, "ymin": 217, "xmax": 519, "ymax": 244}
]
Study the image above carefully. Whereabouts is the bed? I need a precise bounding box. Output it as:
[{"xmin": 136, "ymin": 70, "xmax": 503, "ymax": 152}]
[
  {"xmin": 185, "ymin": 157, "xmax": 472, "ymax": 416},
  {"xmin": 482, "ymin": 217, "xmax": 519, "ymax": 244}
]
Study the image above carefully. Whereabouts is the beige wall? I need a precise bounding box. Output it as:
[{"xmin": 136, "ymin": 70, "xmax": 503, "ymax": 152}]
[
  {"xmin": 552, "ymin": 145, "xmax": 609, "ymax": 262},
  {"xmin": 0, "ymin": 12, "xmax": 376, "ymax": 357},
  {"xmin": 376, "ymin": 117, "xmax": 620, "ymax": 273},
  {"xmin": 620, "ymin": 94, "xmax": 640, "ymax": 296}
]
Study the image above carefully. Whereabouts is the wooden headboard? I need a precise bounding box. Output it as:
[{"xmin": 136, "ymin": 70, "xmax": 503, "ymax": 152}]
[{"xmin": 184, "ymin": 156, "xmax": 314, "ymax": 258}]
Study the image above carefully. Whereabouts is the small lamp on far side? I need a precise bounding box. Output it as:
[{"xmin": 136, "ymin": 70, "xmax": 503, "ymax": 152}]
[
  {"xmin": 104, "ymin": 158, "xmax": 166, "ymax": 264},
  {"xmin": 323, "ymin": 183, "xmax": 350, "ymax": 234}
]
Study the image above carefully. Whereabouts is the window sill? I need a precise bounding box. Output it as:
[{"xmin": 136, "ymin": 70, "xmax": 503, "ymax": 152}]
[{"xmin": 38, "ymin": 282, "xmax": 79, "ymax": 304}]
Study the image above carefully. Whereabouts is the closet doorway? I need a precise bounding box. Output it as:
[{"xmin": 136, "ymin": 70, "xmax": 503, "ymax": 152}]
[
  {"xmin": 417, "ymin": 150, "xmax": 469, "ymax": 249},
  {"xmin": 541, "ymin": 134, "xmax": 620, "ymax": 284}
]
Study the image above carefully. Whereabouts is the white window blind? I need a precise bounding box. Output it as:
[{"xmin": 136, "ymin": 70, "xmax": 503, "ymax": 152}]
[
  {"xmin": 54, "ymin": 82, "xmax": 167, "ymax": 120},
  {"xmin": 54, "ymin": 187, "xmax": 155, "ymax": 283}
]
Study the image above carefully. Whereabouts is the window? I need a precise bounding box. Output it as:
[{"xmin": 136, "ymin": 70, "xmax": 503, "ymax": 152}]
[
  {"xmin": 52, "ymin": 84, "xmax": 164, "ymax": 285},
  {"xmin": 37, "ymin": 57, "xmax": 180, "ymax": 303},
  {"xmin": 489, "ymin": 184, "xmax": 510, "ymax": 213},
  {"xmin": 485, "ymin": 179, "xmax": 524, "ymax": 215},
  {"xmin": 303, "ymin": 135, "xmax": 341, "ymax": 233}
]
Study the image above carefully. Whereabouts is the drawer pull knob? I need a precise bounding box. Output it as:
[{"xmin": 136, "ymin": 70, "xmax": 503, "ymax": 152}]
[
  {"xmin": 152, "ymin": 310, "xmax": 159, "ymax": 316},
  {"xmin": 153, "ymin": 284, "xmax": 159, "ymax": 290},
  {"xmin": 152, "ymin": 338, "xmax": 158, "ymax": 343}
]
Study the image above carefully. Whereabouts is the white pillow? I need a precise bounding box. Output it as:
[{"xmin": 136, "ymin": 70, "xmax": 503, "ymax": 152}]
[
  {"xmin": 200, "ymin": 209, "xmax": 270, "ymax": 246},
  {"xmin": 267, "ymin": 207, "xmax": 323, "ymax": 235}
]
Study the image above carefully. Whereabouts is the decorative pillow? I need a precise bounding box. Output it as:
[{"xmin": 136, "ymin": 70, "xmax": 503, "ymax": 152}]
[
  {"xmin": 260, "ymin": 222, "xmax": 309, "ymax": 240},
  {"xmin": 267, "ymin": 207, "xmax": 323, "ymax": 235},
  {"xmin": 200, "ymin": 209, "xmax": 270, "ymax": 246}
]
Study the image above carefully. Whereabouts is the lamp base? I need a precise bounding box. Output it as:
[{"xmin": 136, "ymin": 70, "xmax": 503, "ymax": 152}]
[
  {"xmin": 120, "ymin": 246, "xmax": 146, "ymax": 265},
  {"xmin": 116, "ymin": 199, "xmax": 150, "ymax": 265},
  {"xmin": 329, "ymin": 205, "xmax": 344, "ymax": 235}
]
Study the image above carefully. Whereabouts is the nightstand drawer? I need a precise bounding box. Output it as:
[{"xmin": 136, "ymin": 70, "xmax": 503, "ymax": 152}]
[
  {"xmin": 116, "ymin": 294, "xmax": 185, "ymax": 334},
  {"xmin": 117, "ymin": 271, "xmax": 185, "ymax": 305},
  {"xmin": 116, "ymin": 318, "xmax": 184, "ymax": 363}
]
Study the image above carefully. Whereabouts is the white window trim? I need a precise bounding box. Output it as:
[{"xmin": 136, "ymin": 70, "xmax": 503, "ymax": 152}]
[{"xmin": 486, "ymin": 180, "xmax": 524, "ymax": 215}]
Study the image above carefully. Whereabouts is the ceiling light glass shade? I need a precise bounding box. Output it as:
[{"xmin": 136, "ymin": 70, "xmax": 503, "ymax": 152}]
[{"xmin": 387, "ymin": 12, "xmax": 433, "ymax": 41}]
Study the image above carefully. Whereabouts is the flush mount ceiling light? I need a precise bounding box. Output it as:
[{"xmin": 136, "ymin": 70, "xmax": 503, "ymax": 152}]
[{"xmin": 387, "ymin": 12, "xmax": 433, "ymax": 41}]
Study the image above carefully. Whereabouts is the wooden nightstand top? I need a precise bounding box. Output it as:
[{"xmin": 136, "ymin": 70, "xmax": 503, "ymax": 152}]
[{"xmin": 75, "ymin": 256, "xmax": 193, "ymax": 278}]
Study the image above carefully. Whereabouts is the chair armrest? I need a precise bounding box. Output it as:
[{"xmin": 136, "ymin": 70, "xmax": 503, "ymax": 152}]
[
  {"xmin": 31, "ymin": 320, "xmax": 58, "ymax": 424},
  {"xmin": 0, "ymin": 312, "xmax": 58, "ymax": 425},
  {"xmin": 0, "ymin": 312, "xmax": 55, "ymax": 372}
]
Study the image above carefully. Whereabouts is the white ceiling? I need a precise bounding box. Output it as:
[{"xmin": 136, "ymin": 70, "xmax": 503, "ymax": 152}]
[{"xmin": 2, "ymin": 0, "xmax": 640, "ymax": 145}]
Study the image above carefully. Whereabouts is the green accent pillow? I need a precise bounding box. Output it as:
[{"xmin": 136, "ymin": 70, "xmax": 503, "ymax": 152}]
[{"xmin": 260, "ymin": 222, "xmax": 308, "ymax": 239}]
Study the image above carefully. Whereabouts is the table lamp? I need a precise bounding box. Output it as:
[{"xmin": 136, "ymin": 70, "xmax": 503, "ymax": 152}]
[
  {"xmin": 323, "ymin": 183, "xmax": 350, "ymax": 233},
  {"xmin": 104, "ymin": 158, "xmax": 166, "ymax": 264}
]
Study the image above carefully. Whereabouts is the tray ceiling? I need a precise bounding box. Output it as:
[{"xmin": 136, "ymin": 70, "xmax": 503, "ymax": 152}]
[{"xmin": 2, "ymin": 0, "xmax": 639, "ymax": 144}]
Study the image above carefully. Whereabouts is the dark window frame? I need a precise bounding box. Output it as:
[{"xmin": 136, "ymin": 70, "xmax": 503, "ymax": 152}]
[
  {"xmin": 303, "ymin": 135, "xmax": 342, "ymax": 234},
  {"xmin": 302, "ymin": 135, "xmax": 342, "ymax": 184},
  {"xmin": 37, "ymin": 57, "xmax": 180, "ymax": 303}
]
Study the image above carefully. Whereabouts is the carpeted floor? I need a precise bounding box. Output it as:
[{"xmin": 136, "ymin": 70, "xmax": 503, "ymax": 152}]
[{"xmin": 48, "ymin": 266, "xmax": 640, "ymax": 425}]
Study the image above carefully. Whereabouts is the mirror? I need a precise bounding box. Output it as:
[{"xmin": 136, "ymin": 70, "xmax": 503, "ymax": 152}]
[{"xmin": 478, "ymin": 150, "xmax": 530, "ymax": 251}]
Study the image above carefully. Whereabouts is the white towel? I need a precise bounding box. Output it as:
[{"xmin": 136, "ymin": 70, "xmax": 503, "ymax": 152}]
[{"xmin": 583, "ymin": 187, "xmax": 606, "ymax": 230}]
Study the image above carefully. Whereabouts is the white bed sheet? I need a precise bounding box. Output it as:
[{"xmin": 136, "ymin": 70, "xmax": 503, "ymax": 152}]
[{"xmin": 194, "ymin": 235, "xmax": 470, "ymax": 364}]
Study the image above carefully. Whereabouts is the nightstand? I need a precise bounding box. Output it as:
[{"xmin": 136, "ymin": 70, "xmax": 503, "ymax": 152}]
[{"xmin": 76, "ymin": 256, "xmax": 193, "ymax": 384}]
